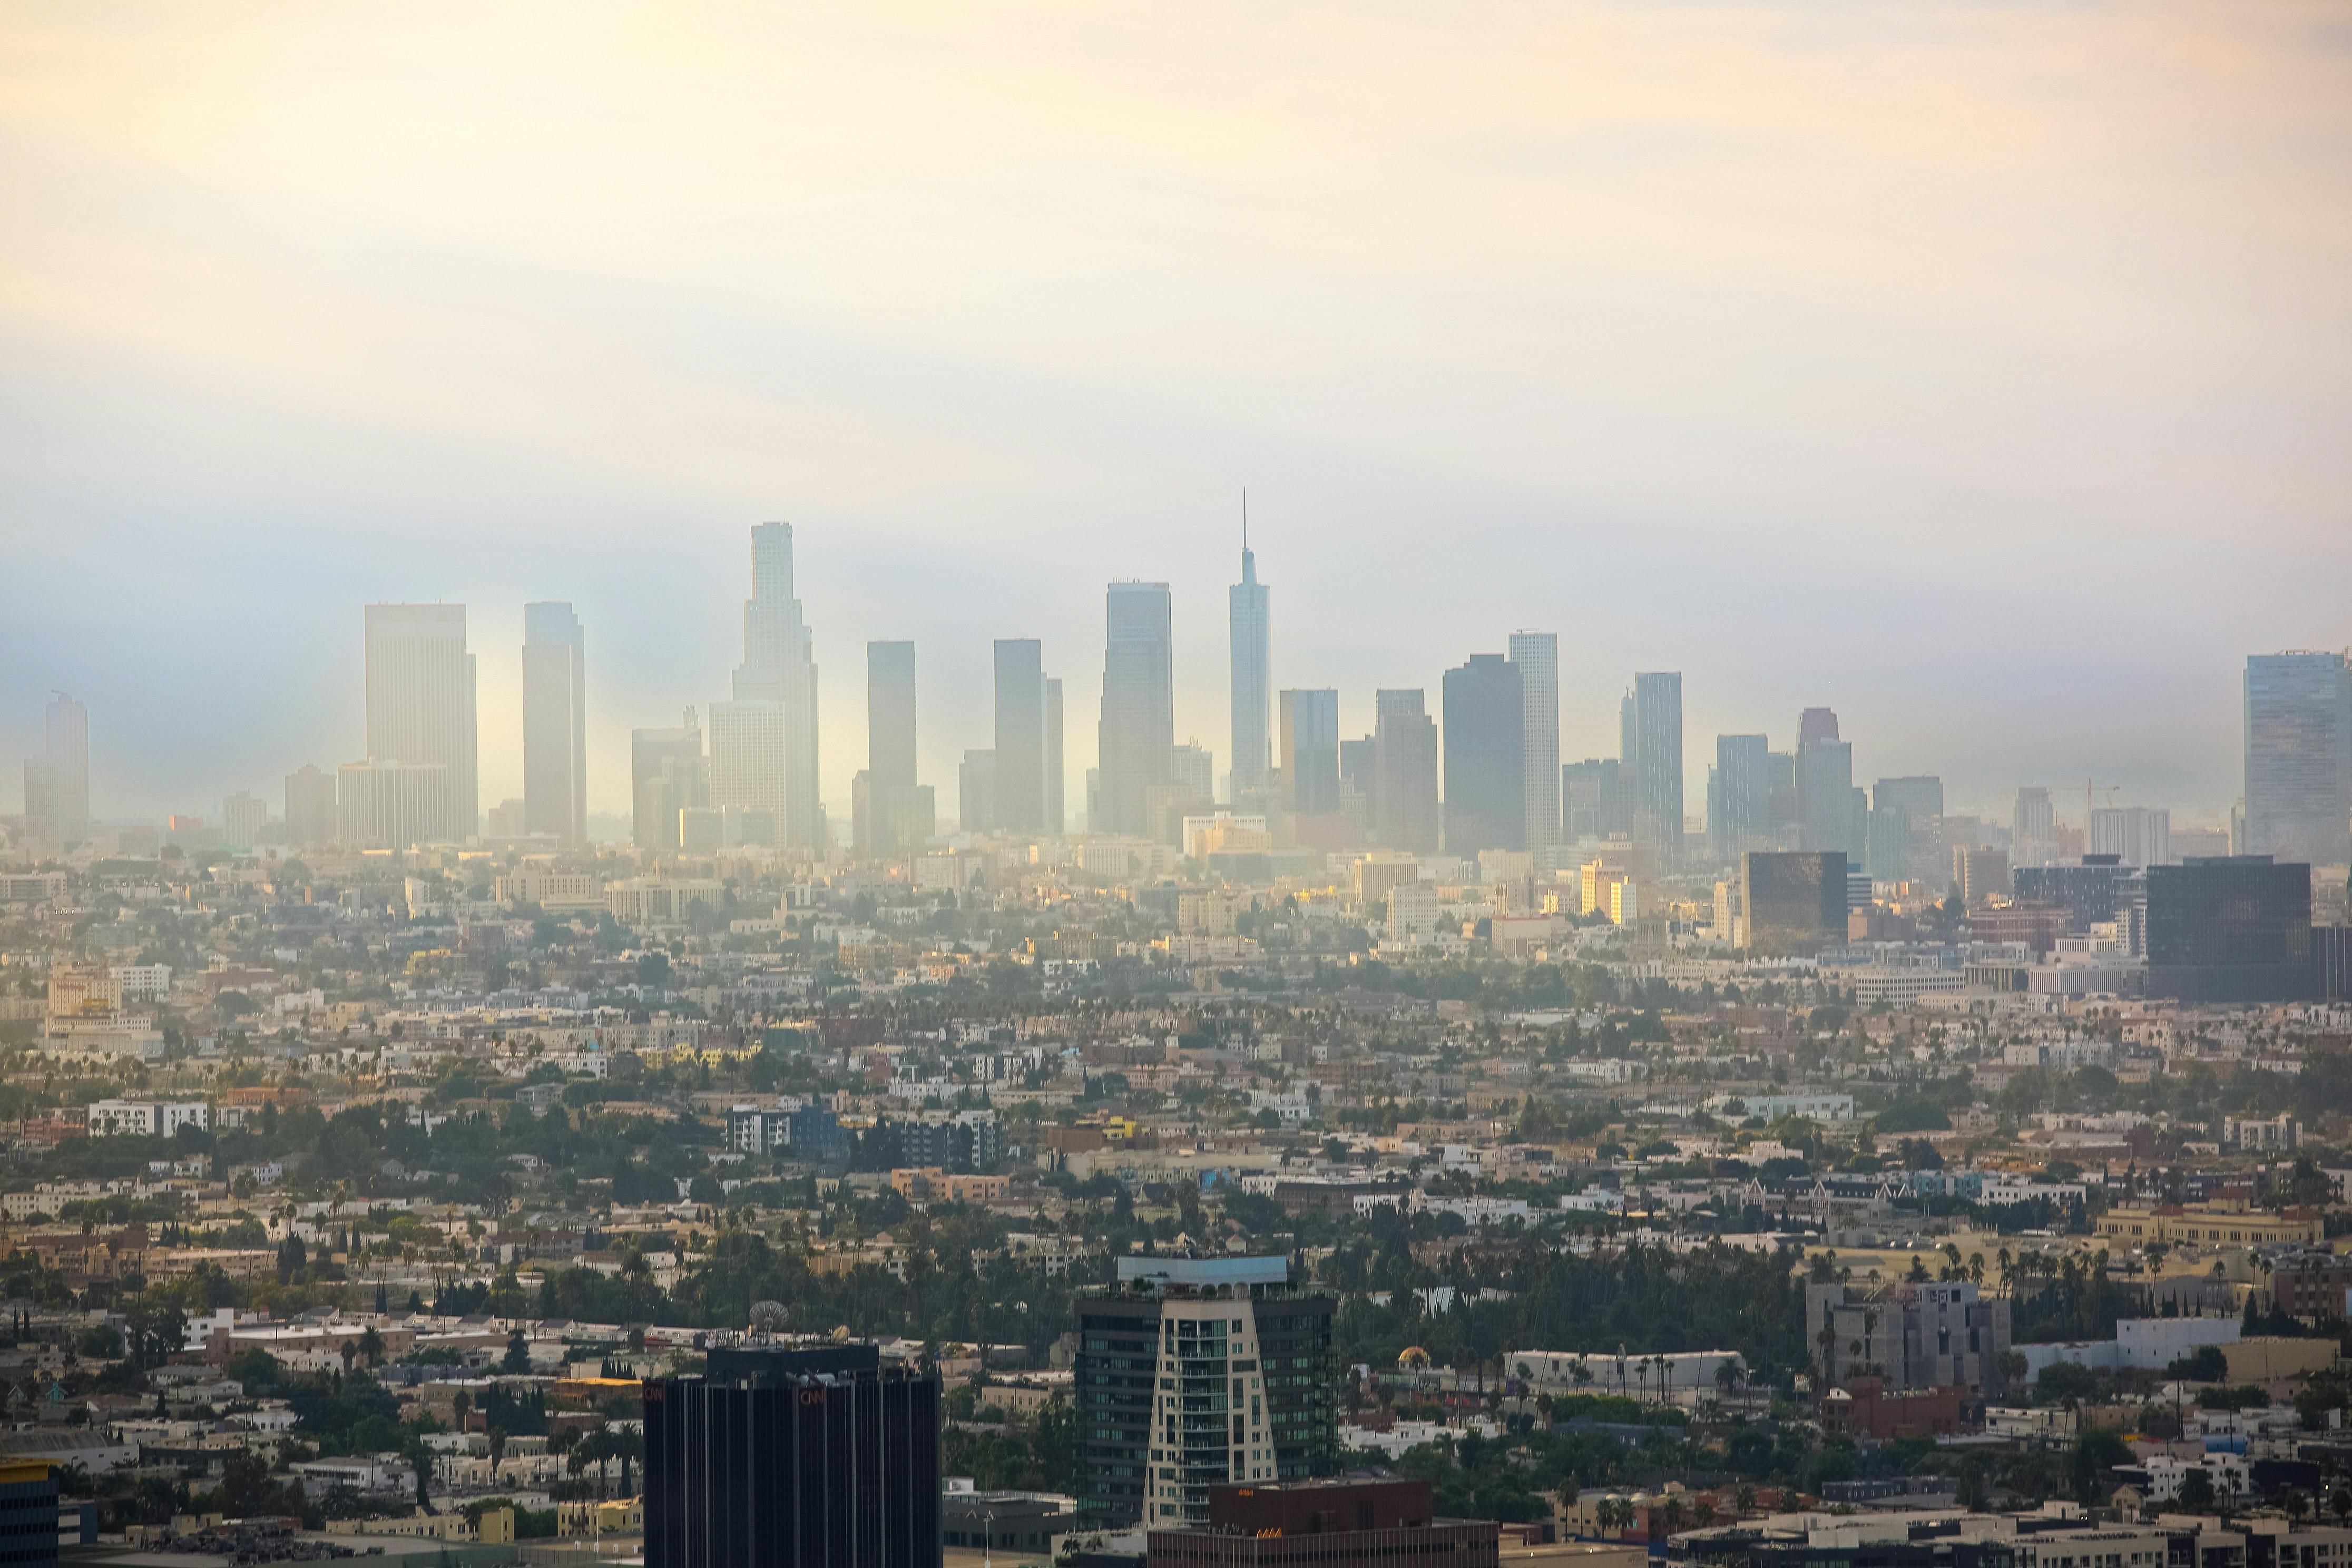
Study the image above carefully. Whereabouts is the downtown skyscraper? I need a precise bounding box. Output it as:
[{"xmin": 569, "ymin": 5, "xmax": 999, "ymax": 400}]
[
  {"xmin": 2245, "ymin": 651, "xmax": 2352, "ymax": 866},
  {"xmin": 1508, "ymin": 631, "xmax": 1560, "ymax": 856},
  {"xmin": 1442, "ymin": 653, "xmax": 1522, "ymax": 856},
  {"xmin": 993, "ymin": 639, "xmax": 1054, "ymax": 835},
  {"xmin": 360, "ymin": 604, "xmax": 477, "ymax": 843},
  {"xmin": 521, "ymin": 602, "xmax": 586, "ymax": 847},
  {"xmin": 1373, "ymin": 688, "xmax": 1440, "ymax": 854},
  {"xmin": 712, "ymin": 522, "xmax": 822, "ymax": 851},
  {"xmin": 1229, "ymin": 535, "xmax": 1271, "ymax": 800},
  {"xmin": 1628, "ymin": 671, "xmax": 1684, "ymax": 870},
  {"xmin": 853, "ymin": 641, "xmax": 932, "ymax": 859},
  {"xmin": 1097, "ymin": 581, "xmax": 1174, "ymax": 837},
  {"xmin": 21, "ymin": 691, "xmax": 89, "ymax": 852}
]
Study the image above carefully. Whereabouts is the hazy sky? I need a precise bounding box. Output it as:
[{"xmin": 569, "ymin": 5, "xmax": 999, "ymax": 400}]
[{"xmin": 5, "ymin": 2, "xmax": 2349, "ymax": 831}]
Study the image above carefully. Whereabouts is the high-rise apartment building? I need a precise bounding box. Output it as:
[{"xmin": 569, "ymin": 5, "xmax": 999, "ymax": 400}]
[
  {"xmin": 854, "ymin": 641, "xmax": 933, "ymax": 859},
  {"xmin": 1508, "ymin": 633, "xmax": 1560, "ymax": 855},
  {"xmin": 718, "ymin": 523, "xmax": 822, "ymax": 850},
  {"xmin": 1278, "ymin": 690, "xmax": 1340, "ymax": 816},
  {"xmin": 1795, "ymin": 707, "xmax": 1854, "ymax": 858},
  {"xmin": 1443, "ymin": 655, "xmax": 1522, "ymax": 856},
  {"xmin": 521, "ymin": 602, "xmax": 587, "ymax": 848},
  {"xmin": 337, "ymin": 760, "xmax": 448, "ymax": 851},
  {"xmin": 1371, "ymin": 690, "xmax": 1439, "ymax": 854},
  {"xmin": 1229, "ymin": 539, "xmax": 1271, "ymax": 800},
  {"xmin": 2089, "ymin": 806, "xmax": 2170, "ymax": 869},
  {"xmin": 1628, "ymin": 671, "xmax": 1683, "ymax": 869},
  {"xmin": 643, "ymin": 1343, "xmax": 939, "ymax": 1568},
  {"xmin": 362, "ymin": 604, "xmax": 478, "ymax": 842},
  {"xmin": 1099, "ymin": 582, "xmax": 1175, "ymax": 837},
  {"xmin": 2013, "ymin": 787, "xmax": 2056, "ymax": 868},
  {"xmin": 632, "ymin": 711, "xmax": 708, "ymax": 853},
  {"xmin": 1708, "ymin": 735, "xmax": 1769, "ymax": 864},
  {"xmin": 2245, "ymin": 652, "xmax": 2352, "ymax": 867},
  {"xmin": 221, "ymin": 792, "xmax": 266, "ymax": 852},
  {"xmin": 994, "ymin": 639, "xmax": 1049, "ymax": 835},
  {"xmin": 1076, "ymin": 1256, "xmax": 1336, "ymax": 1528},
  {"xmin": 284, "ymin": 764, "xmax": 338, "ymax": 847}
]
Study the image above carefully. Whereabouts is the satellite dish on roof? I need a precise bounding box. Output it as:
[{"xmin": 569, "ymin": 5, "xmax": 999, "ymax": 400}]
[{"xmin": 749, "ymin": 1301, "xmax": 788, "ymax": 1338}]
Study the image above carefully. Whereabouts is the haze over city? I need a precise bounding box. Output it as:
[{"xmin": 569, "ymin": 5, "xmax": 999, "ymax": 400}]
[{"xmin": 6, "ymin": 3, "xmax": 2350, "ymax": 828}]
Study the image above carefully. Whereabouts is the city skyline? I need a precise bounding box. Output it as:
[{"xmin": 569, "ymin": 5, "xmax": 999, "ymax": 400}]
[
  {"xmin": 5, "ymin": 5, "xmax": 2349, "ymax": 829},
  {"xmin": 5, "ymin": 542, "xmax": 2341, "ymax": 842}
]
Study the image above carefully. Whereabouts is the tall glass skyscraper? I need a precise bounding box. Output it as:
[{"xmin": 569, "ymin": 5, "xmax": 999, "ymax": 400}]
[
  {"xmin": 2245, "ymin": 652, "xmax": 2352, "ymax": 867},
  {"xmin": 1229, "ymin": 540, "xmax": 1270, "ymax": 799},
  {"xmin": 1630, "ymin": 671, "xmax": 1683, "ymax": 869},
  {"xmin": 853, "ymin": 641, "xmax": 930, "ymax": 859},
  {"xmin": 521, "ymin": 602, "xmax": 586, "ymax": 847},
  {"xmin": 715, "ymin": 523, "xmax": 821, "ymax": 850},
  {"xmin": 1709, "ymin": 733, "xmax": 1770, "ymax": 864},
  {"xmin": 1278, "ymin": 689, "xmax": 1340, "ymax": 815},
  {"xmin": 1508, "ymin": 632, "xmax": 1560, "ymax": 854},
  {"xmin": 1442, "ymin": 653, "xmax": 1522, "ymax": 856},
  {"xmin": 993, "ymin": 638, "xmax": 1048, "ymax": 834},
  {"xmin": 23, "ymin": 691, "xmax": 89, "ymax": 851},
  {"xmin": 363, "ymin": 604, "xmax": 477, "ymax": 842},
  {"xmin": 1796, "ymin": 706, "xmax": 1854, "ymax": 858},
  {"xmin": 1099, "ymin": 581, "xmax": 1174, "ymax": 836}
]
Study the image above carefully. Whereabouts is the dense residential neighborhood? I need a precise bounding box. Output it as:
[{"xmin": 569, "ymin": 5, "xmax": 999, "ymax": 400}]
[{"xmin": 2, "ymin": 828, "xmax": 2351, "ymax": 1565}]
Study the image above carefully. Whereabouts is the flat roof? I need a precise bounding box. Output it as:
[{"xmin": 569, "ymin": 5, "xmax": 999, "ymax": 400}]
[{"xmin": 1115, "ymin": 1256, "xmax": 1288, "ymax": 1286}]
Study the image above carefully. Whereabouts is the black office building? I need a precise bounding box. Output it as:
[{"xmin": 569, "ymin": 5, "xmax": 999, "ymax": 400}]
[
  {"xmin": 0, "ymin": 1461, "xmax": 58, "ymax": 1568},
  {"xmin": 2146, "ymin": 855, "xmax": 2314, "ymax": 1004},
  {"xmin": 644, "ymin": 1344, "xmax": 939, "ymax": 1568},
  {"xmin": 1742, "ymin": 851, "xmax": 1848, "ymax": 956}
]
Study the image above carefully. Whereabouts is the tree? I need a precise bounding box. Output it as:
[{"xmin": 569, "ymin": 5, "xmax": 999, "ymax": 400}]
[
  {"xmin": 2178, "ymin": 1468, "xmax": 2216, "ymax": 1514},
  {"xmin": 357, "ymin": 1327, "xmax": 385, "ymax": 1369},
  {"xmin": 503, "ymin": 1329, "xmax": 532, "ymax": 1374},
  {"xmin": 408, "ymin": 1438, "xmax": 435, "ymax": 1513}
]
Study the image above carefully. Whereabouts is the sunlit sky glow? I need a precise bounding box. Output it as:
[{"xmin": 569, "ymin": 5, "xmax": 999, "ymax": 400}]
[{"xmin": 5, "ymin": 2, "xmax": 2349, "ymax": 829}]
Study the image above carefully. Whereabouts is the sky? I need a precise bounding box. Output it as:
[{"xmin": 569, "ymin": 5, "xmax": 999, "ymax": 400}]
[{"xmin": 4, "ymin": 2, "xmax": 2349, "ymax": 832}]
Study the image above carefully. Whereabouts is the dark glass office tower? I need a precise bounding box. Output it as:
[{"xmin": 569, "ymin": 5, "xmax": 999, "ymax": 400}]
[
  {"xmin": 1741, "ymin": 851, "xmax": 1848, "ymax": 956},
  {"xmin": 2146, "ymin": 855, "xmax": 2314, "ymax": 1004},
  {"xmin": 2245, "ymin": 652, "xmax": 2352, "ymax": 867},
  {"xmin": 1441, "ymin": 655, "xmax": 1522, "ymax": 856},
  {"xmin": 994, "ymin": 639, "xmax": 1048, "ymax": 834},
  {"xmin": 1628, "ymin": 671, "xmax": 1683, "ymax": 870},
  {"xmin": 1077, "ymin": 1257, "xmax": 1336, "ymax": 1530},
  {"xmin": 644, "ymin": 1344, "xmax": 939, "ymax": 1568}
]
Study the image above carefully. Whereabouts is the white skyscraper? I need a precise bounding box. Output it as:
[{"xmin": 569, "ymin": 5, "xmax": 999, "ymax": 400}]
[
  {"xmin": 522, "ymin": 602, "xmax": 587, "ymax": 847},
  {"xmin": 1508, "ymin": 631, "xmax": 1560, "ymax": 855},
  {"xmin": 1229, "ymin": 534, "xmax": 1270, "ymax": 799},
  {"xmin": 362, "ymin": 604, "xmax": 477, "ymax": 842},
  {"xmin": 714, "ymin": 523, "xmax": 822, "ymax": 850}
]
